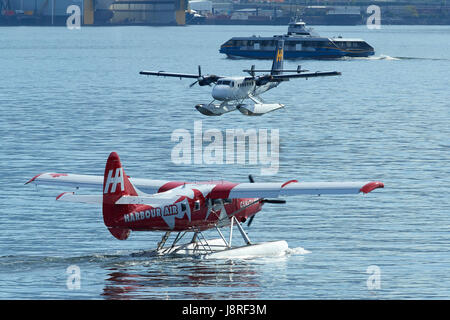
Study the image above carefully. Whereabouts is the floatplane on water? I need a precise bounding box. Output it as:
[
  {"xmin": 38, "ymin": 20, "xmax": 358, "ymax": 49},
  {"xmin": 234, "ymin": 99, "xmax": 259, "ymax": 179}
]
[{"xmin": 27, "ymin": 152, "xmax": 384, "ymax": 259}]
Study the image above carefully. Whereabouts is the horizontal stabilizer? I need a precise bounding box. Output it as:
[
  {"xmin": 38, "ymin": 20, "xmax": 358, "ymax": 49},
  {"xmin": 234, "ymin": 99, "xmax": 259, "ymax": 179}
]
[
  {"xmin": 56, "ymin": 192, "xmax": 102, "ymax": 204},
  {"xmin": 115, "ymin": 195, "xmax": 177, "ymax": 206},
  {"xmin": 26, "ymin": 172, "xmax": 174, "ymax": 195}
]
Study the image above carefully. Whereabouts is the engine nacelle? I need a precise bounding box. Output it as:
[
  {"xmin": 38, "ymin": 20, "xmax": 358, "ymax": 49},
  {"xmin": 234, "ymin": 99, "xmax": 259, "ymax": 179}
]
[{"xmin": 237, "ymin": 103, "xmax": 284, "ymax": 116}]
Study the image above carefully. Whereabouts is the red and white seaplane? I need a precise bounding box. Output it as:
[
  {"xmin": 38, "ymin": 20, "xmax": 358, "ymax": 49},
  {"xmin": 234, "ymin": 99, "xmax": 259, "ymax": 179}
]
[{"xmin": 26, "ymin": 152, "xmax": 384, "ymax": 259}]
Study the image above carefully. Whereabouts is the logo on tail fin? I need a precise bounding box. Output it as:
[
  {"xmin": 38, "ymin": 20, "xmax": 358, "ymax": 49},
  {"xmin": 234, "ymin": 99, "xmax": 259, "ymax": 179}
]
[
  {"xmin": 276, "ymin": 48, "xmax": 283, "ymax": 63},
  {"xmin": 271, "ymin": 39, "xmax": 284, "ymax": 75},
  {"xmin": 104, "ymin": 168, "xmax": 125, "ymax": 194}
]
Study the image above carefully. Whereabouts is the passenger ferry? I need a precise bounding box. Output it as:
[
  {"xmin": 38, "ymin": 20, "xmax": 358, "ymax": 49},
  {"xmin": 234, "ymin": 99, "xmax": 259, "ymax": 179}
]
[{"xmin": 219, "ymin": 21, "xmax": 375, "ymax": 59}]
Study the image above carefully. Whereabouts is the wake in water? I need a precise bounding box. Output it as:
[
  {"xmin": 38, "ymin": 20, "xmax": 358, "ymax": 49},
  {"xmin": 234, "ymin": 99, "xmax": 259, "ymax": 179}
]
[
  {"xmin": 0, "ymin": 245, "xmax": 312, "ymax": 269},
  {"xmin": 285, "ymin": 247, "xmax": 311, "ymax": 255},
  {"xmin": 350, "ymin": 54, "xmax": 450, "ymax": 61},
  {"xmin": 347, "ymin": 54, "xmax": 400, "ymax": 61}
]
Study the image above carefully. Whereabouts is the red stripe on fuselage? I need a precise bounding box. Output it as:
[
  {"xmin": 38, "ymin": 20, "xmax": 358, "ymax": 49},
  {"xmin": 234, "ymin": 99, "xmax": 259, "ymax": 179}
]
[{"xmin": 157, "ymin": 181, "xmax": 186, "ymax": 193}]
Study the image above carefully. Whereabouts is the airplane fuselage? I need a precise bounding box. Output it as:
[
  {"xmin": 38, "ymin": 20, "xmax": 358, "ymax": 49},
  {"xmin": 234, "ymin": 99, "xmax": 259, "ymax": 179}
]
[
  {"xmin": 211, "ymin": 77, "xmax": 279, "ymax": 101},
  {"xmin": 107, "ymin": 181, "xmax": 263, "ymax": 232}
]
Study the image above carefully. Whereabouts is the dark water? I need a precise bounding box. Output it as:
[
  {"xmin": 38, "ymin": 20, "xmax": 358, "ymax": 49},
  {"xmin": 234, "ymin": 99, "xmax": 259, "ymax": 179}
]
[{"xmin": 0, "ymin": 25, "xmax": 449, "ymax": 299}]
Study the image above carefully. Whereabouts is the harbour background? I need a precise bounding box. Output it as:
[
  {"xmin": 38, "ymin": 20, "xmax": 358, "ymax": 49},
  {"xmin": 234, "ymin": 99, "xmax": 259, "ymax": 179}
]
[
  {"xmin": 1, "ymin": 0, "xmax": 450, "ymax": 26},
  {"xmin": 0, "ymin": 24, "xmax": 449, "ymax": 299}
]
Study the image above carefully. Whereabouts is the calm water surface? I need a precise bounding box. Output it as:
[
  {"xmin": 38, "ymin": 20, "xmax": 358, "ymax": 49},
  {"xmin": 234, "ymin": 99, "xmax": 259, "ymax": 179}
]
[{"xmin": 0, "ymin": 25, "xmax": 449, "ymax": 299}]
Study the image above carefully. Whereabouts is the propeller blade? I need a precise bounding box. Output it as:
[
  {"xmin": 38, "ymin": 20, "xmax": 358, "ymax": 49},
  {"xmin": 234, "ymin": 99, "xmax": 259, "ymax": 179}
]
[
  {"xmin": 247, "ymin": 174, "xmax": 256, "ymax": 227},
  {"xmin": 247, "ymin": 215, "xmax": 255, "ymax": 227},
  {"xmin": 261, "ymin": 199, "xmax": 286, "ymax": 204},
  {"xmin": 189, "ymin": 80, "xmax": 199, "ymax": 88}
]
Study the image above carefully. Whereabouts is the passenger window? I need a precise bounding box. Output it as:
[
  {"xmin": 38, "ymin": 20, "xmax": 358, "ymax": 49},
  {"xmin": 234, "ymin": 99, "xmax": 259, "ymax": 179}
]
[{"xmin": 194, "ymin": 200, "xmax": 200, "ymax": 211}]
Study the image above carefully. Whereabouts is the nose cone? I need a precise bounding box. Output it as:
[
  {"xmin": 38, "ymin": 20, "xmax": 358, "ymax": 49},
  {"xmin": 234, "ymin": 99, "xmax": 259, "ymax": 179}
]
[{"xmin": 212, "ymin": 85, "xmax": 229, "ymax": 101}]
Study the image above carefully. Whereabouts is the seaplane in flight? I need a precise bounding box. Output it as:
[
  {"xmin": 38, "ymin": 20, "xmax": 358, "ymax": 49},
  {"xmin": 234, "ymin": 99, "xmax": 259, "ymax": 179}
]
[
  {"xmin": 26, "ymin": 152, "xmax": 384, "ymax": 259},
  {"xmin": 140, "ymin": 39, "xmax": 341, "ymax": 116}
]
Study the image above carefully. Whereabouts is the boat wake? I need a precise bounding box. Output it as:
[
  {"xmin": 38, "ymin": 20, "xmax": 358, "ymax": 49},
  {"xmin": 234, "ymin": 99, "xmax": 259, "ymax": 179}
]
[
  {"xmin": 352, "ymin": 55, "xmax": 449, "ymax": 61},
  {"xmin": 348, "ymin": 54, "xmax": 400, "ymax": 61}
]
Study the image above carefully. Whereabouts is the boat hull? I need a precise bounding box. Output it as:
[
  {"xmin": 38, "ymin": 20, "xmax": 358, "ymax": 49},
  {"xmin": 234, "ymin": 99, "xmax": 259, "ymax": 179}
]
[{"xmin": 220, "ymin": 47, "xmax": 374, "ymax": 59}]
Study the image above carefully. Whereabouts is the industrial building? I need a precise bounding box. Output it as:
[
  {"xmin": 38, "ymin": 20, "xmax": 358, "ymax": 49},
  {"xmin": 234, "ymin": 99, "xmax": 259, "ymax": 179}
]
[{"xmin": 0, "ymin": 0, "xmax": 187, "ymax": 25}]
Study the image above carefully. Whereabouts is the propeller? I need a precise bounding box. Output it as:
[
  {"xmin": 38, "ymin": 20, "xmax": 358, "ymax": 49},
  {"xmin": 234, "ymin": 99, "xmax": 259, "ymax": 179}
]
[
  {"xmin": 189, "ymin": 65, "xmax": 202, "ymax": 87},
  {"xmin": 189, "ymin": 65, "xmax": 219, "ymax": 87},
  {"xmin": 247, "ymin": 175, "xmax": 286, "ymax": 227}
]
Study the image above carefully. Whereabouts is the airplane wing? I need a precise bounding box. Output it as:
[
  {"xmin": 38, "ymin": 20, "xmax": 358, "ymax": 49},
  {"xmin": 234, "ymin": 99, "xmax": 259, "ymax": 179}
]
[
  {"xmin": 139, "ymin": 71, "xmax": 200, "ymax": 79},
  {"xmin": 271, "ymin": 71, "xmax": 341, "ymax": 81},
  {"xmin": 27, "ymin": 173, "xmax": 383, "ymax": 200},
  {"xmin": 140, "ymin": 67, "xmax": 223, "ymax": 87},
  {"xmin": 207, "ymin": 180, "xmax": 384, "ymax": 199}
]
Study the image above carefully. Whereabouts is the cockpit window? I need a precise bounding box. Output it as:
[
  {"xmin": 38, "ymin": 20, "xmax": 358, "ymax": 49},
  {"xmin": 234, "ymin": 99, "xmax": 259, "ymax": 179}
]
[{"xmin": 217, "ymin": 80, "xmax": 232, "ymax": 86}]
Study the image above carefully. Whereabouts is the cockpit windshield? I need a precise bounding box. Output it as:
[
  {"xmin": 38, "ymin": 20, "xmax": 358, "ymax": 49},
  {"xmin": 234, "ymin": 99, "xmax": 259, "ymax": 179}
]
[{"xmin": 217, "ymin": 80, "xmax": 234, "ymax": 87}]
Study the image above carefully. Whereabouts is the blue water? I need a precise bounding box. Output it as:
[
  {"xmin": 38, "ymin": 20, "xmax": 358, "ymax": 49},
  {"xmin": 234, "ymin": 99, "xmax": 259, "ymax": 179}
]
[{"xmin": 0, "ymin": 25, "xmax": 449, "ymax": 299}]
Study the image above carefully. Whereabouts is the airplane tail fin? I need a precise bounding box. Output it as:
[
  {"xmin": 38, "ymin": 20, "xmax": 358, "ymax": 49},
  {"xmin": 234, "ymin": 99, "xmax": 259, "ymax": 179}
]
[
  {"xmin": 102, "ymin": 152, "xmax": 138, "ymax": 240},
  {"xmin": 271, "ymin": 39, "xmax": 284, "ymax": 76}
]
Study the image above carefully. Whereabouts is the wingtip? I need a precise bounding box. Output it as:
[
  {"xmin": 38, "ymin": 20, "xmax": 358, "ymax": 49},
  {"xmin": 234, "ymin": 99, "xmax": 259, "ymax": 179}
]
[
  {"xmin": 56, "ymin": 192, "xmax": 74, "ymax": 201},
  {"xmin": 281, "ymin": 179, "xmax": 299, "ymax": 188},
  {"xmin": 360, "ymin": 181, "xmax": 384, "ymax": 194},
  {"xmin": 25, "ymin": 173, "xmax": 43, "ymax": 185}
]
